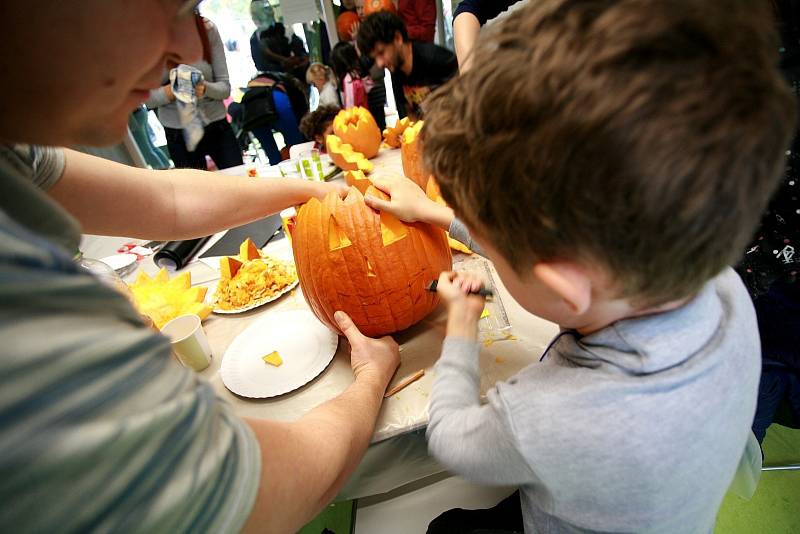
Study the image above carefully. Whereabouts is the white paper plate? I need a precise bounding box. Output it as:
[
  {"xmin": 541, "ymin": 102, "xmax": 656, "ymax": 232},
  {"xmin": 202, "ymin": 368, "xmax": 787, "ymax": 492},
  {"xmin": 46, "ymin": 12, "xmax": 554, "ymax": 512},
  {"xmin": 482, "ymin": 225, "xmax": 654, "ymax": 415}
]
[
  {"xmin": 220, "ymin": 309, "xmax": 338, "ymax": 398},
  {"xmin": 211, "ymin": 278, "xmax": 299, "ymax": 314},
  {"xmin": 99, "ymin": 253, "xmax": 138, "ymax": 273}
]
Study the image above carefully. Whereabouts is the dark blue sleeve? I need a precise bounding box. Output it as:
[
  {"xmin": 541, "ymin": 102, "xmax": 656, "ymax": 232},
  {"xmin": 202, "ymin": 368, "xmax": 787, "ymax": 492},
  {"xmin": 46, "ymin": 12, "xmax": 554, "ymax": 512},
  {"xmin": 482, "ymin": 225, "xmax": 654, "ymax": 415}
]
[{"xmin": 453, "ymin": 0, "xmax": 522, "ymax": 25}]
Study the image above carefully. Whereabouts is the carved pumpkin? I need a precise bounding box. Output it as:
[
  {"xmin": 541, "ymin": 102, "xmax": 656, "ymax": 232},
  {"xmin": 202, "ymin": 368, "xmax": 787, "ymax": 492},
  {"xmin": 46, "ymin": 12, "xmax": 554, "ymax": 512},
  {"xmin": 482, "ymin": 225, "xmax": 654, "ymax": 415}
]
[
  {"xmin": 292, "ymin": 186, "xmax": 452, "ymax": 336},
  {"xmin": 336, "ymin": 11, "xmax": 361, "ymax": 41},
  {"xmin": 327, "ymin": 134, "xmax": 374, "ymax": 173},
  {"xmin": 383, "ymin": 117, "xmax": 412, "ymax": 148},
  {"xmin": 129, "ymin": 269, "xmax": 211, "ymax": 329},
  {"xmin": 400, "ymin": 120, "xmax": 430, "ymax": 188},
  {"xmin": 333, "ymin": 107, "xmax": 382, "ymax": 159},
  {"xmin": 363, "ymin": 0, "xmax": 397, "ymax": 16}
]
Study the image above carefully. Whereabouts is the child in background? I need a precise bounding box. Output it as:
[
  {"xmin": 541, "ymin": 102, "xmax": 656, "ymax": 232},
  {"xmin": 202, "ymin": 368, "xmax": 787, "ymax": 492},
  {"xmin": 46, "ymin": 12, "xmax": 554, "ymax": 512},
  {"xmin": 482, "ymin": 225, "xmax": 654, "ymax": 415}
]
[
  {"xmin": 364, "ymin": 1, "xmax": 795, "ymax": 532},
  {"xmin": 306, "ymin": 62, "xmax": 340, "ymax": 108},
  {"xmin": 299, "ymin": 105, "xmax": 340, "ymax": 152},
  {"xmin": 331, "ymin": 41, "xmax": 370, "ymax": 109}
]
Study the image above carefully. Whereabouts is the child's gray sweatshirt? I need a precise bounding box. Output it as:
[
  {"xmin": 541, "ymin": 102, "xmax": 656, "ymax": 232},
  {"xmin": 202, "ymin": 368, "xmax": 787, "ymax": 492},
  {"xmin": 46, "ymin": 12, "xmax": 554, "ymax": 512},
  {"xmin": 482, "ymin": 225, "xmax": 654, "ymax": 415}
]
[{"xmin": 427, "ymin": 266, "xmax": 760, "ymax": 533}]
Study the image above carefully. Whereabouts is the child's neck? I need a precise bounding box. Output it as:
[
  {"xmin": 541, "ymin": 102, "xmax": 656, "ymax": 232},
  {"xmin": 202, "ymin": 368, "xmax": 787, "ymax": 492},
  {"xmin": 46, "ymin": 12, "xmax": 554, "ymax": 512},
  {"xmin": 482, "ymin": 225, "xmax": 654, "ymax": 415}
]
[{"xmin": 574, "ymin": 295, "xmax": 692, "ymax": 336}]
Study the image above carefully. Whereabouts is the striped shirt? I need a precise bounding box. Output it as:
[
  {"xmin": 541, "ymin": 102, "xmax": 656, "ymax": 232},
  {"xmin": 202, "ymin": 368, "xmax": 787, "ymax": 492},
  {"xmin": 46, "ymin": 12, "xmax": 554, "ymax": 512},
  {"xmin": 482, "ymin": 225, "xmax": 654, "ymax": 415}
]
[{"xmin": 0, "ymin": 146, "xmax": 260, "ymax": 533}]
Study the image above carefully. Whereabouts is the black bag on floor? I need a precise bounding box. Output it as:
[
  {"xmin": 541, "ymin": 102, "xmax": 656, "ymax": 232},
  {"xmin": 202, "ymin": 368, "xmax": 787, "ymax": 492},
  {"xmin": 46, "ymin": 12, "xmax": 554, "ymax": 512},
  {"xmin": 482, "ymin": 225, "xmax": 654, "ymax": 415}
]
[{"xmin": 240, "ymin": 85, "xmax": 278, "ymax": 131}]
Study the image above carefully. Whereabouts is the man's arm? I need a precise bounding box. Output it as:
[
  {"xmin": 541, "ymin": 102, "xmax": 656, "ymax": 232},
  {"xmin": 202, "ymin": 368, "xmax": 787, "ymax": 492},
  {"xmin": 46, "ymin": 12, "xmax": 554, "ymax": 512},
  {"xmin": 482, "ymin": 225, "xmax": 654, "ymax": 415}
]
[
  {"xmin": 48, "ymin": 149, "xmax": 342, "ymax": 240},
  {"xmin": 453, "ymin": 0, "xmax": 521, "ymax": 71},
  {"xmin": 242, "ymin": 311, "xmax": 400, "ymax": 533},
  {"xmin": 453, "ymin": 11, "xmax": 481, "ymax": 72}
]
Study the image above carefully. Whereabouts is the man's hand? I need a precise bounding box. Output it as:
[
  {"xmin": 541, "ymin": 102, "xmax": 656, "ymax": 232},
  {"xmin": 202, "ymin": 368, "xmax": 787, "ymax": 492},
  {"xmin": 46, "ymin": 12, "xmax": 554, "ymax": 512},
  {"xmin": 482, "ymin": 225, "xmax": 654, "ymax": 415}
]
[
  {"xmin": 335, "ymin": 311, "xmax": 400, "ymax": 390},
  {"xmin": 436, "ymin": 271, "xmax": 486, "ymax": 341},
  {"xmin": 195, "ymin": 81, "xmax": 206, "ymax": 98},
  {"xmin": 365, "ymin": 174, "xmax": 454, "ymax": 230},
  {"xmin": 310, "ymin": 180, "xmax": 349, "ymax": 200}
]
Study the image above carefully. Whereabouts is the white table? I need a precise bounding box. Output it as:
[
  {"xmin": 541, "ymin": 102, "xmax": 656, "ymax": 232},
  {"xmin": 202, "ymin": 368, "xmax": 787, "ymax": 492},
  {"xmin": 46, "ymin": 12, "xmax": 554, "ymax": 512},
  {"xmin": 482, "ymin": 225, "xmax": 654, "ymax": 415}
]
[{"xmin": 80, "ymin": 148, "xmax": 560, "ymax": 496}]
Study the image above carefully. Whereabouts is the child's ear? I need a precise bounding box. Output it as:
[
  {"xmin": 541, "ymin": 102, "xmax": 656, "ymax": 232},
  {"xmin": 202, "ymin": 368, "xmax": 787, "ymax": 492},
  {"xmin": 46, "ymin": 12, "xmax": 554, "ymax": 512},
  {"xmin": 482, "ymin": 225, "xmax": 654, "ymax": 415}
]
[{"xmin": 533, "ymin": 262, "xmax": 592, "ymax": 316}]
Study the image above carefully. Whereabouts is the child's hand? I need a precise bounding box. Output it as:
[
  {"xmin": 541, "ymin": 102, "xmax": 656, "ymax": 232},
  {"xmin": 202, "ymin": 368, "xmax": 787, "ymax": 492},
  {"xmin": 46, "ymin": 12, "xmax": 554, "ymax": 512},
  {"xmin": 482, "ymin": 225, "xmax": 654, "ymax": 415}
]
[
  {"xmin": 437, "ymin": 271, "xmax": 487, "ymax": 341},
  {"xmin": 365, "ymin": 174, "xmax": 455, "ymax": 230}
]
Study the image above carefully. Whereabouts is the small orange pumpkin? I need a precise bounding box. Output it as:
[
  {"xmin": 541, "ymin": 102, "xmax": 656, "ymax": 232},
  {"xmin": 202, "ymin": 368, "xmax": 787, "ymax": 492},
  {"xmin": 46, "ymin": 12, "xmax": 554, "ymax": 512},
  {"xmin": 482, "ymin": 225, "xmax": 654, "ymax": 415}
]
[
  {"xmin": 363, "ymin": 0, "xmax": 397, "ymax": 16},
  {"xmin": 292, "ymin": 186, "xmax": 452, "ymax": 336},
  {"xmin": 333, "ymin": 107, "xmax": 382, "ymax": 159},
  {"xmin": 344, "ymin": 169, "xmax": 372, "ymax": 194},
  {"xmin": 400, "ymin": 120, "xmax": 430, "ymax": 188},
  {"xmin": 336, "ymin": 11, "xmax": 361, "ymax": 41},
  {"xmin": 327, "ymin": 134, "xmax": 374, "ymax": 173},
  {"xmin": 383, "ymin": 117, "xmax": 412, "ymax": 148}
]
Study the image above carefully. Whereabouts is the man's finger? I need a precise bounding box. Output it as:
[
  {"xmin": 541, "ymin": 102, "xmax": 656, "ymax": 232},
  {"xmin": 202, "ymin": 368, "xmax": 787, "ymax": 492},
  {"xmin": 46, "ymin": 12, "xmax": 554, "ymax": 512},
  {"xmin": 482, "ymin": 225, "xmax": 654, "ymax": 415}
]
[{"xmin": 334, "ymin": 311, "xmax": 364, "ymax": 343}]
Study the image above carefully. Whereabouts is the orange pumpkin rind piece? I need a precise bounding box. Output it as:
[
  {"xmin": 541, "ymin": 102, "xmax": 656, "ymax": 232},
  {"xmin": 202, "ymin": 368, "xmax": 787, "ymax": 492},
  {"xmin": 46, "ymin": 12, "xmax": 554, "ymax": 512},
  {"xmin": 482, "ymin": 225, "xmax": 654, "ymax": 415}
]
[
  {"xmin": 344, "ymin": 170, "xmax": 372, "ymax": 194},
  {"xmin": 327, "ymin": 134, "xmax": 374, "ymax": 173},
  {"xmin": 382, "ymin": 117, "xmax": 412, "ymax": 148},
  {"xmin": 239, "ymin": 238, "xmax": 261, "ymax": 261},
  {"xmin": 400, "ymin": 121, "xmax": 428, "ymax": 188},
  {"xmin": 220, "ymin": 256, "xmax": 244, "ymax": 279}
]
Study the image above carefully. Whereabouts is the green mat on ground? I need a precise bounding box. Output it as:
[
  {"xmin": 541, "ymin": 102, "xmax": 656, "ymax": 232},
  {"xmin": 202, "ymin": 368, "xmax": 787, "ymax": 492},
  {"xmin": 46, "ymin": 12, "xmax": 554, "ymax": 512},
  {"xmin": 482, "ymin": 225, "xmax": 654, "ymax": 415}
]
[
  {"xmin": 298, "ymin": 500, "xmax": 356, "ymax": 534},
  {"xmin": 716, "ymin": 424, "xmax": 800, "ymax": 533}
]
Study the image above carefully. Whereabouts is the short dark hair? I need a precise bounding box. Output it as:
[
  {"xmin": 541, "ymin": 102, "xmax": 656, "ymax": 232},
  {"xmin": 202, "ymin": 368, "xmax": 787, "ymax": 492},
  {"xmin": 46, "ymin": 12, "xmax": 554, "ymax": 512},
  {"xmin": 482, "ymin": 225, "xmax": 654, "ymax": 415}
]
[
  {"xmin": 424, "ymin": 0, "xmax": 796, "ymax": 306},
  {"xmin": 299, "ymin": 105, "xmax": 340, "ymax": 141},
  {"xmin": 356, "ymin": 11, "xmax": 408, "ymax": 56}
]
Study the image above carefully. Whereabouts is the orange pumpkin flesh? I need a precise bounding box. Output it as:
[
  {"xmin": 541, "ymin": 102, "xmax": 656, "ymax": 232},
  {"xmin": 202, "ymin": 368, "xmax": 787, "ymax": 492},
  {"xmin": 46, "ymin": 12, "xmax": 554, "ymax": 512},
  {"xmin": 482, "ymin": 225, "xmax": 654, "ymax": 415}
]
[
  {"xmin": 363, "ymin": 0, "xmax": 397, "ymax": 16},
  {"xmin": 344, "ymin": 169, "xmax": 372, "ymax": 194},
  {"xmin": 336, "ymin": 11, "xmax": 361, "ymax": 41},
  {"xmin": 326, "ymin": 134, "xmax": 374, "ymax": 173},
  {"xmin": 425, "ymin": 176, "xmax": 474, "ymax": 255},
  {"xmin": 292, "ymin": 186, "xmax": 452, "ymax": 337},
  {"xmin": 333, "ymin": 107, "xmax": 382, "ymax": 159},
  {"xmin": 400, "ymin": 120, "xmax": 430, "ymax": 188},
  {"xmin": 383, "ymin": 117, "xmax": 412, "ymax": 148}
]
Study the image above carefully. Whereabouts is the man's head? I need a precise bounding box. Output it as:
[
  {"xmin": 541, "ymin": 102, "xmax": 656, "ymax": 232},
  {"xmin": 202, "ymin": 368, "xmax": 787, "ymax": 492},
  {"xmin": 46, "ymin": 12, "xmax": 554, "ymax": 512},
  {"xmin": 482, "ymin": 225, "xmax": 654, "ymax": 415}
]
[
  {"xmin": 356, "ymin": 11, "xmax": 409, "ymax": 72},
  {"xmin": 0, "ymin": 0, "xmax": 202, "ymax": 147},
  {"xmin": 424, "ymin": 0, "xmax": 795, "ymax": 323}
]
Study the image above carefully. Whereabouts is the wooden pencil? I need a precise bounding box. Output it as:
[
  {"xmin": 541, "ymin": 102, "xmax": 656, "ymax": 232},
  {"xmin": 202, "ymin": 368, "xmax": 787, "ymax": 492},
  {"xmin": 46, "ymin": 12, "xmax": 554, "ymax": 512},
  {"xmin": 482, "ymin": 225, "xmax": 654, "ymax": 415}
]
[{"xmin": 384, "ymin": 369, "xmax": 426, "ymax": 398}]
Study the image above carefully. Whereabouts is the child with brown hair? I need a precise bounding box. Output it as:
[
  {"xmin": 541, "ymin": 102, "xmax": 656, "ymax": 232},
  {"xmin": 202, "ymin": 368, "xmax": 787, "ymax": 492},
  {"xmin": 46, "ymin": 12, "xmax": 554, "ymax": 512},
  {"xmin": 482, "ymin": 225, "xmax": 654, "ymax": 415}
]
[
  {"xmin": 299, "ymin": 104, "xmax": 340, "ymax": 151},
  {"xmin": 364, "ymin": 0, "xmax": 796, "ymax": 532}
]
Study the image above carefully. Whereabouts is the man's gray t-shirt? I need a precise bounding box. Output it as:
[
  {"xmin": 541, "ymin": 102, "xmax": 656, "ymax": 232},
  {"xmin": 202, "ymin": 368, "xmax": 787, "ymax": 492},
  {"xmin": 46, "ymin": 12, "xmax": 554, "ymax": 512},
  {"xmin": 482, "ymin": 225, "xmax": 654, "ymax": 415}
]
[
  {"xmin": 427, "ymin": 268, "xmax": 760, "ymax": 533},
  {"xmin": 0, "ymin": 146, "xmax": 260, "ymax": 532}
]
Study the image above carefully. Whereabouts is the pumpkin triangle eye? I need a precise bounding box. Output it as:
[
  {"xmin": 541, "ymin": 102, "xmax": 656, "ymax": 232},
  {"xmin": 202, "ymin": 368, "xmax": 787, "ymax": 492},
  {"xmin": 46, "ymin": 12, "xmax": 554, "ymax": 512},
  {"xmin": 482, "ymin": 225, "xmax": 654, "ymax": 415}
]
[
  {"xmin": 328, "ymin": 215, "xmax": 353, "ymax": 251},
  {"xmin": 380, "ymin": 210, "xmax": 409, "ymax": 246}
]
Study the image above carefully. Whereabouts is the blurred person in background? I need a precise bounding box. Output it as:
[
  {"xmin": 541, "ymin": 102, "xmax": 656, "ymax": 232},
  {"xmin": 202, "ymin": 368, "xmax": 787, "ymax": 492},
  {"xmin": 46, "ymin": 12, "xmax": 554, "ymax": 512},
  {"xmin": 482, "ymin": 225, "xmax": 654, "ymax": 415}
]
[{"xmin": 147, "ymin": 12, "xmax": 243, "ymax": 170}]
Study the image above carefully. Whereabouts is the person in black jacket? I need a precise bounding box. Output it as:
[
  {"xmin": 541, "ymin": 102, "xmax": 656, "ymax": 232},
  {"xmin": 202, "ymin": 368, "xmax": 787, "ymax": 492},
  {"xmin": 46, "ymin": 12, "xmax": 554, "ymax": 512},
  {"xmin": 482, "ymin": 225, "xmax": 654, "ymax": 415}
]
[{"xmin": 738, "ymin": 0, "xmax": 800, "ymax": 443}]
